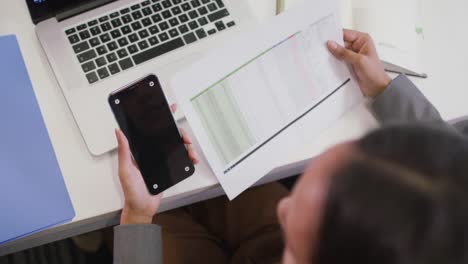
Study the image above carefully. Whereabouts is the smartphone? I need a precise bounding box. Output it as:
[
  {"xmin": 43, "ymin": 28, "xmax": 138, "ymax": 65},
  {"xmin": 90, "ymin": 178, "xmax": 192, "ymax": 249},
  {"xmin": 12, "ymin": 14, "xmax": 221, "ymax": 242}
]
[{"xmin": 109, "ymin": 74, "xmax": 195, "ymax": 195}]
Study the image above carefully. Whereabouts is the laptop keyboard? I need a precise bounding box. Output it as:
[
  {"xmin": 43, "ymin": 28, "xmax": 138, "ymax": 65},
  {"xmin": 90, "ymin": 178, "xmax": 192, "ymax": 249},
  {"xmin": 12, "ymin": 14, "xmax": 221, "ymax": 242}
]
[{"xmin": 65, "ymin": 0, "xmax": 236, "ymax": 84}]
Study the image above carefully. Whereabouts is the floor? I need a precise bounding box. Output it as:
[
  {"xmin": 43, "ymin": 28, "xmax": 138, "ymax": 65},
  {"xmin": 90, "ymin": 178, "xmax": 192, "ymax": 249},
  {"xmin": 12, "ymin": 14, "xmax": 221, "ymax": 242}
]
[{"xmin": 0, "ymin": 234, "xmax": 112, "ymax": 264}]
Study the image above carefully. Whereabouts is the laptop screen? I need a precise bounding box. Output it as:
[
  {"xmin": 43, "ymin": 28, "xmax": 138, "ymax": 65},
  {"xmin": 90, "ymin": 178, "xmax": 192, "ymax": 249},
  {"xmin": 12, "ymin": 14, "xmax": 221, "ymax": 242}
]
[{"xmin": 26, "ymin": 0, "xmax": 115, "ymax": 24}]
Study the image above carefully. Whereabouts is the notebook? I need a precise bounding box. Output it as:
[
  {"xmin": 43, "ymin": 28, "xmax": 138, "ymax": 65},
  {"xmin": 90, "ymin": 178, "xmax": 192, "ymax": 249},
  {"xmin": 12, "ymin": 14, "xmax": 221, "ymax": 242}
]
[{"xmin": 0, "ymin": 35, "xmax": 75, "ymax": 244}]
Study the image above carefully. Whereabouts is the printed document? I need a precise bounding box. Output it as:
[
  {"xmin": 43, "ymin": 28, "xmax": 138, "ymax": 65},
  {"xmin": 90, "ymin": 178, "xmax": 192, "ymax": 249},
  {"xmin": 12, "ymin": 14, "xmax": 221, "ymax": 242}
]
[{"xmin": 172, "ymin": 0, "xmax": 363, "ymax": 199}]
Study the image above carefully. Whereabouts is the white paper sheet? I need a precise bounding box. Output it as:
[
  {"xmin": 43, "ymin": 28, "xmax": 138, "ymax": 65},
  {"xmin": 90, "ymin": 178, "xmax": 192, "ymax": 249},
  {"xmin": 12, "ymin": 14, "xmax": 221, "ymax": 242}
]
[
  {"xmin": 351, "ymin": 0, "xmax": 425, "ymax": 73},
  {"xmin": 172, "ymin": 0, "xmax": 363, "ymax": 199}
]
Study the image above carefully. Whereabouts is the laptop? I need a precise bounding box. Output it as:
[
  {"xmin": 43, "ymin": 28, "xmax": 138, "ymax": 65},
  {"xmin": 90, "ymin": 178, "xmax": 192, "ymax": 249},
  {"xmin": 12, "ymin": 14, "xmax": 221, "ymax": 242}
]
[{"xmin": 27, "ymin": 0, "xmax": 255, "ymax": 156}]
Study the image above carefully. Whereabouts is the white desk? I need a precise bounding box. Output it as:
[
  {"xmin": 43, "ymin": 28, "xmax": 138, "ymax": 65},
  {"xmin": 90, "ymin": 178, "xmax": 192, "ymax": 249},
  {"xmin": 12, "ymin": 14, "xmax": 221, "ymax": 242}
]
[{"xmin": 1, "ymin": 0, "xmax": 467, "ymax": 256}]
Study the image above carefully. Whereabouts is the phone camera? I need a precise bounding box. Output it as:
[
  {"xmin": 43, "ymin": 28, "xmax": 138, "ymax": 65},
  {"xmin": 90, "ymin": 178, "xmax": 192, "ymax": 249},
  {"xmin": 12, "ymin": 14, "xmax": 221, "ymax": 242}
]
[
  {"xmin": 149, "ymin": 81, "xmax": 155, "ymax": 87},
  {"xmin": 114, "ymin": 99, "xmax": 120, "ymax": 105},
  {"xmin": 185, "ymin": 166, "xmax": 190, "ymax": 172},
  {"xmin": 153, "ymin": 184, "xmax": 159, "ymax": 190}
]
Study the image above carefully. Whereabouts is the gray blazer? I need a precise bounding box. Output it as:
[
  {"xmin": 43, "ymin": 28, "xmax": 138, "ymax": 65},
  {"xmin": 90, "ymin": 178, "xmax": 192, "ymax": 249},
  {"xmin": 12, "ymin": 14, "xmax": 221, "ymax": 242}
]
[{"xmin": 112, "ymin": 74, "xmax": 468, "ymax": 264}]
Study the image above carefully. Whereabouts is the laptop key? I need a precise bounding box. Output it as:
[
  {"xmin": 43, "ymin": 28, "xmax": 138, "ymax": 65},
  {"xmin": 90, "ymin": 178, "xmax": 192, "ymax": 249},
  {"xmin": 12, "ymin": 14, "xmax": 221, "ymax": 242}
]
[
  {"xmin": 119, "ymin": 58, "xmax": 134, "ymax": 70},
  {"xmin": 96, "ymin": 45, "xmax": 108, "ymax": 55},
  {"xmin": 89, "ymin": 37, "xmax": 100, "ymax": 47},
  {"xmin": 152, "ymin": 3, "xmax": 162, "ymax": 12},
  {"xmin": 181, "ymin": 3, "xmax": 191, "ymax": 11},
  {"xmin": 132, "ymin": 37, "xmax": 185, "ymax": 65},
  {"xmin": 108, "ymin": 63, "xmax": 121, "ymax": 75},
  {"xmin": 162, "ymin": 10, "xmax": 172, "ymax": 19},
  {"xmin": 81, "ymin": 61, "xmax": 96, "ymax": 72},
  {"xmin": 227, "ymin": 21, "xmax": 235, "ymax": 27},
  {"xmin": 96, "ymin": 57, "xmax": 107, "ymax": 67},
  {"xmin": 195, "ymin": 28, "xmax": 207, "ymax": 39},
  {"xmin": 128, "ymin": 33, "xmax": 139, "ymax": 43},
  {"xmin": 100, "ymin": 33, "xmax": 111, "ymax": 43},
  {"xmin": 142, "ymin": 0, "xmax": 151, "ymax": 6},
  {"xmin": 77, "ymin": 24, "xmax": 87, "ymax": 30},
  {"xmin": 128, "ymin": 44, "xmax": 139, "ymax": 54},
  {"xmin": 198, "ymin": 6, "xmax": 208, "ymax": 15},
  {"xmin": 162, "ymin": 0, "xmax": 172, "ymax": 8},
  {"xmin": 99, "ymin": 16, "xmax": 109, "ymax": 22},
  {"xmin": 142, "ymin": 7, "xmax": 152, "ymax": 16},
  {"xmin": 169, "ymin": 18, "xmax": 179, "ymax": 27},
  {"xmin": 97, "ymin": 67, "xmax": 110, "ymax": 79},
  {"xmin": 138, "ymin": 40, "xmax": 149, "ymax": 50},
  {"xmin": 159, "ymin": 21, "xmax": 169, "ymax": 31},
  {"xmin": 172, "ymin": 0, "xmax": 182, "ymax": 4},
  {"xmin": 107, "ymin": 41, "xmax": 119, "ymax": 51},
  {"xmin": 117, "ymin": 48, "xmax": 129, "ymax": 58},
  {"xmin": 215, "ymin": 0, "xmax": 225, "ymax": 7},
  {"xmin": 77, "ymin": 49, "xmax": 97, "ymax": 63},
  {"xmin": 215, "ymin": 21, "xmax": 225, "ymax": 31},
  {"xmin": 86, "ymin": 72, "xmax": 99, "ymax": 84},
  {"xmin": 152, "ymin": 14, "xmax": 162, "ymax": 23},
  {"xmin": 148, "ymin": 36, "xmax": 159, "ymax": 46},
  {"xmin": 169, "ymin": 29, "xmax": 179, "ymax": 37},
  {"xmin": 149, "ymin": 25, "xmax": 159, "ymax": 35},
  {"xmin": 198, "ymin": 17, "xmax": 208, "ymax": 26},
  {"xmin": 65, "ymin": 28, "xmax": 76, "ymax": 35},
  {"xmin": 118, "ymin": 37, "xmax": 129, "ymax": 47},
  {"xmin": 207, "ymin": 28, "xmax": 216, "ymax": 35},
  {"xmin": 132, "ymin": 11, "xmax": 143, "ymax": 20},
  {"xmin": 158, "ymin": 32, "xmax": 169, "ymax": 42},
  {"xmin": 101, "ymin": 22, "xmax": 112, "ymax": 32},
  {"xmin": 183, "ymin": 32, "xmax": 197, "ymax": 44},
  {"xmin": 207, "ymin": 3, "xmax": 217, "ymax": 12},
  {"xmin": 179, "ymin": 14, "xmax": 189, "ymax": 23},
  {"xmin": 208, "ymin": 9, "xmax": 229, "ymax": 22},
  {"xmin": 88, "ymin": 20, "xmax": 98, "ymax": 26},
  {"xmin": 79, "ymin": 30, "xmax": 91, "ymax": 40},
  {"xmin": 201, "ymin": 0, "xmax": 210, "ymax": 3},
  {"xmin": 90, "ymin": 26, "xmax": 101, "ymax": 36},
  {"xmin": 189, "ymin": 10, "xmax": 198, "ymax": 19},
  {"xmin": 188, "ymin": 21, "xmax": 199, "ymax": 30},
  {"xmin": 131, "ymin": 3, "xmax": 141, "ymax": 10},
  {"xmin": 73, "ymin": 41, "xmax": 90, "ymax": 53},
  {"xmin": 142, "ymin": 18, "xmax": 152, "ymax": 27},
  {"xmin": 120, "ymin": 8, "xmax": 130, "ymax": 14},
  {"xmin": 178, "ymin": 24, "xmax": 189, "ymax": 34},
  {"xmin": 107, "ymin": 53, "xmax": 118, "ymax": 62},
  {"xmin": 138, "ymin": 29, "xmax": 149, "ymax": 39},
  {"xmin": 191, "ymin": 0, "xmax": 201, "ymax": 8},
  {"xmin": 111, "ymin": 29, "xmax": 122, "ymax": 39},
  {"xmin": 131, "ymin": 21, "xmax": 142, "ymax": 31},
  {"xmin": 121, "ymin": 25, "xmax": 132, "ymax": 35},
  {"xmin": 122, "ymin": 15, "xmax": 132, "ymax": 24},
  {"xmin": 111, "ymin": 18, "xmax": 122, "ymax": 28},
  {"xmin": 110, "ymin": 12, "xmax": 120, "ymax": 18},
  {"xmin": 172, "ymin": 6, "xmax": 182, "ymax": 15}
]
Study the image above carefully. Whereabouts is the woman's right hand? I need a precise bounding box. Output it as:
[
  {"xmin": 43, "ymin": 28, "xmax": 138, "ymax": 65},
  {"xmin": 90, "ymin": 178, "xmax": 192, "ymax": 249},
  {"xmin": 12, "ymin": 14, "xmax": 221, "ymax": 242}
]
[{"xmin": 327, "ymin": 29, "xmax": 391, "ymax": 99}]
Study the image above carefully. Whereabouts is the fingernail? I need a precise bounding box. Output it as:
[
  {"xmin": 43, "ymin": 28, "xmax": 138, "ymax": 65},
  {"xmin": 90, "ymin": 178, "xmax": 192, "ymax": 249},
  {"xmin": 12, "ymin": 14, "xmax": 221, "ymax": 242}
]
[{"xmin": 328, "ymin": 41, "xmax": 338, "ymax": 49}]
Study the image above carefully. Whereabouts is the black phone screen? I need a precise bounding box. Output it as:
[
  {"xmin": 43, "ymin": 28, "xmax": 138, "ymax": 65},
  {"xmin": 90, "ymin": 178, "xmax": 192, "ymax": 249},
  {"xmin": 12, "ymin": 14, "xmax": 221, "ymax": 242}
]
[{"xmin": 109, "ymin": 75, "xmax": 194, "ymax": 195}]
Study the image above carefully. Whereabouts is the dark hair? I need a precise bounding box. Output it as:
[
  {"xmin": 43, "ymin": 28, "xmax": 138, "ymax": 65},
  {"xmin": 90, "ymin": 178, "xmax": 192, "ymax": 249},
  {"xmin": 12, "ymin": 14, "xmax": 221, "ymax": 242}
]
[{"xmin": 315, "ymin": 124, "xmax": 468, "ymax": 264}]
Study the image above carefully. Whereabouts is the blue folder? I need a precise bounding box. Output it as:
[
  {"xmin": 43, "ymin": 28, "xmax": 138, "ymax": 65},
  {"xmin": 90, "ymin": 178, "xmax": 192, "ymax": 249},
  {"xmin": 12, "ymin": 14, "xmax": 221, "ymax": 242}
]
[{"xmin": 0, "ymin": 35, "xmax": 75, "ymax": 244}]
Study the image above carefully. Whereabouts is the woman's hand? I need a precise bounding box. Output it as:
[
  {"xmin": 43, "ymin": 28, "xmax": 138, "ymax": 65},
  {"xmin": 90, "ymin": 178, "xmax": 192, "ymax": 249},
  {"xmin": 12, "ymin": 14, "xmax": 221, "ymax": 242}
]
[
  {"xmin": 327, "ymin": 29, "xmax": 391, "ymax": 98},
  {"xmin": 116, "ymin": 105, "xmax": 198, "ymax": 224}
]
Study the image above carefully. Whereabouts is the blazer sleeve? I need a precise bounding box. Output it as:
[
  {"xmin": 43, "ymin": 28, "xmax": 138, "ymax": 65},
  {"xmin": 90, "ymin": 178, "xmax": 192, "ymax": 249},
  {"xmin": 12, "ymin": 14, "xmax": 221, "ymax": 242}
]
[
  {"xmin": 371, "ymin": 74, "xmax": 446, "ymax": 126},
  {"xmin": 113, "ymin": 224, "xmax": 163, "ymax": 264}
]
